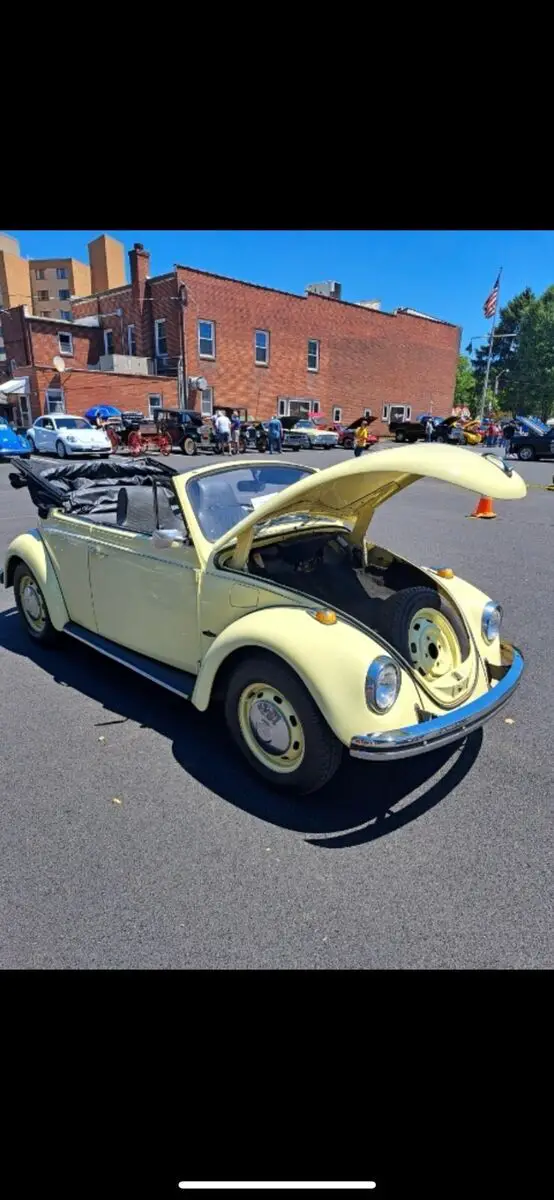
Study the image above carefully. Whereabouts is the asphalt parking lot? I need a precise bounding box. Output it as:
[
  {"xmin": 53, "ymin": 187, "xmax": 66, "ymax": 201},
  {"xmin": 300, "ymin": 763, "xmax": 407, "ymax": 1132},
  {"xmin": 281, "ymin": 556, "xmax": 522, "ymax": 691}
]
[{"xmin": 0, "ymin": 441, "xmax": 552, "ymax": 969}]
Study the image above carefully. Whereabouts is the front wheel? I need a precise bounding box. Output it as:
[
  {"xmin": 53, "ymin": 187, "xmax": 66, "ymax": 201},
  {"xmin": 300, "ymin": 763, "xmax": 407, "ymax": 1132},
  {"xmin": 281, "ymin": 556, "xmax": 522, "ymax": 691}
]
[
  {"xmin": 56, "ymin": 440, "xmax": 67, "ymax": 458},
  {"xmin": 13, "ymin": 563, "xmax": 59, "ymax": 646},
  {"xmin": 27, "ymin": 436, "xmax": 36, "ymax": 454},
  {"xmin": 224, "ymin": 652, "xmax": 343, "ymax": 794},
  {"xmin": 181, "ymin": 436, "xmax": 197, "ymax": 457},
  {"xmin": 518, "ymin": 445, "xmax": 535, "ymax": 461}
]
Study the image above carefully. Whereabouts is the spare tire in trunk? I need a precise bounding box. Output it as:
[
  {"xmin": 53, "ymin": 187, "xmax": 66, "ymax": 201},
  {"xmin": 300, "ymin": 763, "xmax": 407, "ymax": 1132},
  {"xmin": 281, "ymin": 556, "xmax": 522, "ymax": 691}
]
[{"xmin": 377, "ymin": 585, "xmax": 470, "ymax": 679}]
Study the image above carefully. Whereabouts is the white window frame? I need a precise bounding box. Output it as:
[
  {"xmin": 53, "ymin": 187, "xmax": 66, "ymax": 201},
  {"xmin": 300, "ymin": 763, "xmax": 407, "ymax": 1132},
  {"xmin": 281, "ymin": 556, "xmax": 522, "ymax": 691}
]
[
  {"xmin": 56, "ymin": 267, "xmax": 68, "ymax": 280},
  {"xmin": 198, "ymin": 319, "xmax": 215, "ymax": 360},
  {"xmin": 381, "ymin": 406, "xmax": 389, "ymax": 421},
  {"xmin": 127, "ymin": 324, "xmax": 137, "ymax": 356},
  {"xmin": 254, "ymin": 329, "xmax": 270, "ymax": 366},
  {"xmin": 363, "ymin": 408, "xmax": 374, "ymax": 420},
  {"xmin": 37, "ymin": 290, "xmax": 50, "ymax": 302},
  {"xmin": 35, "ymin": 268, "xmax": 45, "ymax": 280},
  {"xmin": 103, "ymin": 329, "xmax": 114, "ymax": 356},
  {"xmin": 58, "ymin": 332, "xmax": 73, "ymax": 357},
  {"xmin": 333, "ymin": 407, "xmax": 342, "ymax": 423},
  {"xmin": 148, "ymin": 393, "xmax": 162, "ymax": 418},
  {"xmin": 278, "ymin": 398, "xmax": 287, "ymax": 417},
  {"xmin": 307, "ymin": 338, "xmax": 320, "ymax": 372},
  {"xmin": 154, "ymin": 318, "xmax": 168, "ymax": 359},
  {"xmin": 60, "ymin": 310, "xmax": 72, "ymax": 322},
  {"xmin": 45, "ymin": 388, "xmax": 65, "ymax": 414},
  {"xmin": 201, "ymin": 386, "xmax": 214, "ymax": 416},
  {"xmin": 312, "ymin": 400, "xmax": 320, "ymax": 414}
]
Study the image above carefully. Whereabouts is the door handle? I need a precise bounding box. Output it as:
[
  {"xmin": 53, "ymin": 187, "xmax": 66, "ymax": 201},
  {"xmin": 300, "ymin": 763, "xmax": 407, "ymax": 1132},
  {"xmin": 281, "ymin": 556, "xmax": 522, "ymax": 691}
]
[{"xmin": 90, "ymin": 547, "xmax": 108, "ymax": 558}]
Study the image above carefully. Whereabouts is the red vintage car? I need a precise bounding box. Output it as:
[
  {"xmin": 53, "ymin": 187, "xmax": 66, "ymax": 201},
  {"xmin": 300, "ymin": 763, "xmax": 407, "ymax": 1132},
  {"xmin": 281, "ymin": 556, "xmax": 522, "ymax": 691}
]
[{"xmin": 336, "ymin": 416, "xmax": 379, "ymax": 450}]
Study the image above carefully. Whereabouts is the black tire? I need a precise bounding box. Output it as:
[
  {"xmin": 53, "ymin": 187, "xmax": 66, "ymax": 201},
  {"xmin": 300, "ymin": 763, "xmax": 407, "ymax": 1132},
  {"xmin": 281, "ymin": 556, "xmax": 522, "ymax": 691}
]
[
  {"xmin": 435, "ymin": 434, "xmax": 446, "ymax": 444},
  {"xmin": 13, "ymin": 563, "xmax": 60, "ymax": 646},
  {"xmin": 181, "ymin": 435, "xmax": 197, "ymax": 457},
  {"xmin": 378, "ymin": 585, "xmax": 470, "ymax": 666},
  {"xmin": 56, "ymin": 440, "xmax": 67, "ymax": 458},
  {"xmin": 343, "ymin": 437, "xmax": 354, "ymax": 450},
  {"xmin": 395, "ymin": 430, "xmax": 406, "ymax": 442},
  {"xmin": 517, "ymin": 445, "xmax": 535, "ymax": 461},
  {"xmin": 27, "ymin": 436, "xmax": 37, "ymax": 454},
  {"xmin": 224, "ymin": 651, "xmax": 343, "ymax": 795}
]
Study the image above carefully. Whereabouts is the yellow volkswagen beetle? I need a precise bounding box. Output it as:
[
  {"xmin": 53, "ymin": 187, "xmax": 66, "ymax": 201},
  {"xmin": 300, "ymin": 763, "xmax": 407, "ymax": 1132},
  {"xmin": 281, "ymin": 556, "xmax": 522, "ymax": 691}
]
[{"xmin": 2, "ymin": 447, "xmax": 525, "ymax": 796}]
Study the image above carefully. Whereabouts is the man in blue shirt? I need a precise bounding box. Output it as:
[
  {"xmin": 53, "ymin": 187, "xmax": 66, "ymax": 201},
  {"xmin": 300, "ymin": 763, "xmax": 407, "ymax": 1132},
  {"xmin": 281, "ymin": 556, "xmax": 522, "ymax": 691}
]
[{"xmin": 268, "ymin": 414, "xmax": 283, "ymax": 454}]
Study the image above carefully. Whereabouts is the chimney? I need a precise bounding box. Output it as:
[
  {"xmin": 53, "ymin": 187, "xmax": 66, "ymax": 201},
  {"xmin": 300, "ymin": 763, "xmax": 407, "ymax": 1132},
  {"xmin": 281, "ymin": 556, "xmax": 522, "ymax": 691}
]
[
  {"xmin": 128, "ymin": 243, "xmax": 151, "ymax": 357},
  {"xmin": 129, "ymin": 242, "xmax": 150, "ymax": 295}
]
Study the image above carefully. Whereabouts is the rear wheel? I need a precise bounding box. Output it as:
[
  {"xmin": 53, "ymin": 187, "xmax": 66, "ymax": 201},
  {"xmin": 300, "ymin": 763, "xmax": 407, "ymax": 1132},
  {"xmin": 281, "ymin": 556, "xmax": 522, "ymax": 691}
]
[
  {"xmin": 518, "ymin": 445, "xmax": 535, "ymax": 461},
  {"xmin": 128, "ymin": 431, "xmax": 142, "ymax": 456},
  {"xmin": 378, "ymin": 585, "xmax": 470, "ymax": 679},
  {"xmin": 13, "ymin": 564, "xmax": 59, "ymax": 646},
  {"xmin": 27, "ymin": 435, "xmax": 36, "ymax": 454},
  {"xmin": 158, "ymin": 433, "xmax": 172, "ymax": 456},
  {"xmin": 224, "ymin": 652, "xmax": 343, "ymax": 794}
]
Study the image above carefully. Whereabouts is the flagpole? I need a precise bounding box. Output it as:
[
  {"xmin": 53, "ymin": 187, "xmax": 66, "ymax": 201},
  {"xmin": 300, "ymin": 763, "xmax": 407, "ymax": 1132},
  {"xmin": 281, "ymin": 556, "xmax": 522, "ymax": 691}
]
[{"xmin": 479, "ymin": 268, "xmax": 502, "ymax": 423}]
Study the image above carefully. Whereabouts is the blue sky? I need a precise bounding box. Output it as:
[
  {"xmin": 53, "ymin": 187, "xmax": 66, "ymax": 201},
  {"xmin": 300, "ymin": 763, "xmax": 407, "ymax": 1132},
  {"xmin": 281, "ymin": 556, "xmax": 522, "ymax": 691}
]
[{"xmin": 6, "ymin": 229, "xmax": 554, "ymax": 346}]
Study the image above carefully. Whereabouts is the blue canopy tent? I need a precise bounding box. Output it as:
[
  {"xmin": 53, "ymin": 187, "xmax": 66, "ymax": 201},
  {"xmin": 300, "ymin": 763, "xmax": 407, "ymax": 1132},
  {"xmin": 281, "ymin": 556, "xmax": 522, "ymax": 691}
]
[{"xmin": 84, "ymin": 405, "xmax": 122, "ymax": 422}]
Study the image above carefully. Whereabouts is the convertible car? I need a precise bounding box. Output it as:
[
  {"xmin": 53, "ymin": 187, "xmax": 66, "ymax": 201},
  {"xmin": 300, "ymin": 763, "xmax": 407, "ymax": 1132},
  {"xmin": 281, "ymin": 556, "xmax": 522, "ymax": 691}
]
[{"xmin": 2, "ymin": 446, "xmax": 525, "ymax": 796}]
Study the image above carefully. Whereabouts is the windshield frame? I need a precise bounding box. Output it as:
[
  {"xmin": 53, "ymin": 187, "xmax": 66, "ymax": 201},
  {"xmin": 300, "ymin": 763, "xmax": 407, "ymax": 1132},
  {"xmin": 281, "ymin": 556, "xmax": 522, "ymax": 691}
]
[{"xmin": 185, "ymin": 461, "xmax": 317, "ymax": 545}]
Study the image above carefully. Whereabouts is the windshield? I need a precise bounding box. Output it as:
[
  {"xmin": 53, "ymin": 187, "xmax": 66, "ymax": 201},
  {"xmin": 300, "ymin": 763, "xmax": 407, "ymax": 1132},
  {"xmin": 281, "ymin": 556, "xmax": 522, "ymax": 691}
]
[
  {"xmin": 295, "ymin": 420, "xmax": 314, "ymax": 428},
  {"xmin": 187, "ymin": 464, "xmax": 314, "ymax": 542},
  {"xmin": 55, "ymin": 418, "xmax": 92, "ymax": 430}
]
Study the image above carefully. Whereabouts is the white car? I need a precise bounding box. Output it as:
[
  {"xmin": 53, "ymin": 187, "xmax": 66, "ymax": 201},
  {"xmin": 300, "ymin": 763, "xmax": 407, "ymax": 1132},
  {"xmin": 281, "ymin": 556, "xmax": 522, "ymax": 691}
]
[{"xmin": 27, "ymin": 415, "xmax": 112, "ymax": 459}]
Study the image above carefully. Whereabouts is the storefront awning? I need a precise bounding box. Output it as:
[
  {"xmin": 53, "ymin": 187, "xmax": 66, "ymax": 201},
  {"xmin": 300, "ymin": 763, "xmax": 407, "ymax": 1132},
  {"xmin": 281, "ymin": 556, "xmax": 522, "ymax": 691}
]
[{"xmin": 0, "ymin": 376, "xmax": 29, "ymax": 400}]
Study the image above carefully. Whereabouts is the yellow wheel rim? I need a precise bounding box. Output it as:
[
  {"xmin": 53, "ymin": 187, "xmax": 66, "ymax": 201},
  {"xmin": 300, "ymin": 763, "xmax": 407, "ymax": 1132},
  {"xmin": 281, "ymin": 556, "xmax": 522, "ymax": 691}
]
[
  {"xmin": 408, "ymin": 608, "xmax": 461, "ymax": 680},
  {"xmin": 238, "ymin": 682, "xmax": 305, "ymax": 774},
  {"xmin": 19, "ymin": 573, "xmax": 47, "ymax": 633}
]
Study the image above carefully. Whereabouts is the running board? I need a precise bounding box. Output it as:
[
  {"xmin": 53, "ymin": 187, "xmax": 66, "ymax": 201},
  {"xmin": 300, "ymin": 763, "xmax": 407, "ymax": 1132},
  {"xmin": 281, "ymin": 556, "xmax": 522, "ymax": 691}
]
[{"xmin": 63, "ymin": 623, "xmax": 196, "ymax": 700}]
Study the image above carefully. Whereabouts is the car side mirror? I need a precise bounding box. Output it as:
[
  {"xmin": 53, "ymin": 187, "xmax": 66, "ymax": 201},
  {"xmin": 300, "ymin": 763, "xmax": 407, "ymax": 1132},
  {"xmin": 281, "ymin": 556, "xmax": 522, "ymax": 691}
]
[{"xmin": 152, "ymin": 528, "xmax": 187, "ymax": 549}]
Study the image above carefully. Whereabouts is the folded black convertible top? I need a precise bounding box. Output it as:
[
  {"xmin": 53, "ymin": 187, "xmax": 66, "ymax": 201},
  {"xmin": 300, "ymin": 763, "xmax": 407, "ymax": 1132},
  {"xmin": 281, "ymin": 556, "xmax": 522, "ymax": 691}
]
[{"xmin": 9, "ymin": 455, "xmax": 179, "ymax": 514}]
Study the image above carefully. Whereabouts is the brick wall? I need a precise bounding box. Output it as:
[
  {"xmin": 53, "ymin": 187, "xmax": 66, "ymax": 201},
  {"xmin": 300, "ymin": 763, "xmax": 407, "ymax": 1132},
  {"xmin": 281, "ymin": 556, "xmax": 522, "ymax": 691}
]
[{"xmin": 15, "ymin": 366, "xmax": 178, "ymax": 422}]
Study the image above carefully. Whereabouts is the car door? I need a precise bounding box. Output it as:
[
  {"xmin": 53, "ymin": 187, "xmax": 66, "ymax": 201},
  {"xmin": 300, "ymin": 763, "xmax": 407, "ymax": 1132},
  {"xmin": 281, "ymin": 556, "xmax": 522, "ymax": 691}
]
[
  {"xmin": 33, "ymin": 418, "xmax": 49, "ymax": 451},
  {"xmin": 41, "ymin": 514, "xmax": 98, "ymax": 630},
  {"xmin": 41, "ymin": 418, "xmax": 57, "ymax": 453},
  {"xmin": 87, "ymin": 489, "xmax": 200, "ymax": 672}
]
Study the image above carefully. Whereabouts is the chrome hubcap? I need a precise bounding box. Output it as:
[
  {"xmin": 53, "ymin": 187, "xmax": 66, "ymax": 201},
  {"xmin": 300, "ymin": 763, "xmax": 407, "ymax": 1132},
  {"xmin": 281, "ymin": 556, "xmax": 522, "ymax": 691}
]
[
  {"xmin": 238, "ymin": 682, "xmax": 305, "ymax": 773},
  {"xmin": 20, "ymin": 575, "xmax": 46, "ymax": 632}
]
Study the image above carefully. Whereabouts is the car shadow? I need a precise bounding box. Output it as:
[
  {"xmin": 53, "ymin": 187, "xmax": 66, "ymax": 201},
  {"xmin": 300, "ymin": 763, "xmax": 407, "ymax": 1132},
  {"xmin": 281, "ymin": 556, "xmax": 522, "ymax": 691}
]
[{"xmin": 0, "ymin": 607, "xmax": 483, "ymax": 849}]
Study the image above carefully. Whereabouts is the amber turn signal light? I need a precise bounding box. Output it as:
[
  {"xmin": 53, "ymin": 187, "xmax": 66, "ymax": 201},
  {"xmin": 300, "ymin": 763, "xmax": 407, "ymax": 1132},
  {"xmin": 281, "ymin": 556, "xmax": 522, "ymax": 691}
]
[
  {"xmin": 314, "ymin": 610, "xmax": 337, "ymax": 625},
  {"xmin": 437, "ymin": 568, "xmax": 454, "ymax": 579}
]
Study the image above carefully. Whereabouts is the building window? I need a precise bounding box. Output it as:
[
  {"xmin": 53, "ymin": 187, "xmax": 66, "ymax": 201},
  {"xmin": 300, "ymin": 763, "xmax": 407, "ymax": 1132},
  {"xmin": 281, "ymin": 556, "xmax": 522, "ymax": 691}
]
[
  {"xmin": 155, "ymin": 319, "xmax": 168, "ymax": 358},
  {"xmin": 307, "ymin": 339, "xmax": 320, "ymax": 371},
  {"xmin": 45, "ymin": 389, "xmax": 65, "ymax": 414},
  {"xmin": 148, "ymin": 394, "xmax": 162, "ymax": 417},
  {"xmin": 35, "ymin": 269, "xmax": 45, "ymax": 281},
  {"xmin": 201, "ymin": 386, "xmax": 213, "ymax": 416},
  {"xmin": 127, "ymin": 325, "xmax": 137, "ymax": 356},
  {"xmin": 19, "ymin": 396, "xmax": 31, "ymax": 426},
  {"xmin": 364, "ymin": 408, "xmax": 373, "ymax": 420},
  {"xmin": 333, "ymin": 407, "xmax": 342, "ymax": 423},
  {"xmin": 60, "ymin": 311, "xmax": 72, "ymax": 321},
  {"xmin": 104, "ymin": 329, "xmax": 114, "ymax": 356},
  {"xmin": 198, "ymin": 319, "xmax": 215, "ymax": 359},
  {"xmin": 37, "ymin": 290, "xmax": 50, "ymax": 301},
  {"xmin": 56, "ymin": 267, "xmax": 68, "ymax": 280},
  {"xmin": 312, "ymin": 400, "xmax": 320, "ymax": 414},
  {"xmin": 58, "ymin": 289, "xmax": 70, "ymax": 300},
  {"xmin": 41, "ymin": 310, "xmax": 50, "ymax": 317},
  {"xmin": 278, "ymin": 398, "xmax": 286, "ymax": 417},
  {"xmin": 58, "ymin": 331, "xmax": 73, "ymax": 356},
  {"xmin": 254, "ymin": 329, "xmax": 270, "ymax": 366}
]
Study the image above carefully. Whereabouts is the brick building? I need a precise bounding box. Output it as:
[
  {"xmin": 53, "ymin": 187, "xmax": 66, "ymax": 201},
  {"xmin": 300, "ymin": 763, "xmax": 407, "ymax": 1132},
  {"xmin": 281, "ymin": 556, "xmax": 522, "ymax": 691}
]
[{"xmin": 3, "ymin": 239, "xmax": 461, "ymax": 431}]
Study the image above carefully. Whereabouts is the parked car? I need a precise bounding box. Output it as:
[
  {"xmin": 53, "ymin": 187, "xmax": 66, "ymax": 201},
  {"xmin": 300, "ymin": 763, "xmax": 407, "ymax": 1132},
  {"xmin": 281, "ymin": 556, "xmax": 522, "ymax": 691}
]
[
  {"xmin": 283, "ymin": 418, "xmax": 339, "ymax": 451},
  {"xmin": 509, "ymin": 415, "xmax": 554, "ymax": 461},
  {"xmin": 151, "ymin": 408, "xmax": 210, "ymax": 456},
  {"xmin": 432, "ymin": 418, "xmax": 465, "ymax": 445},
  {"xmin": 389, "ymin": 418, "xmax": 427, "ymax": 443},
  {"xmin": 26, "ymin": 415, "xmax": 112, "ymax": 459},
  {"xmin": 3, "ymin": 445, "xmax": 525, "ymax": 796},
  {"xmin": 0, "ymin": 417, "xmax": 32, "ymax": 460},
  {"xmin": 337, "ymin": 417, "xmax": 379, "ymax": 451},
  {"xmin": 241, "ymin": 421, "xmax": 269, "ymax": 453}
]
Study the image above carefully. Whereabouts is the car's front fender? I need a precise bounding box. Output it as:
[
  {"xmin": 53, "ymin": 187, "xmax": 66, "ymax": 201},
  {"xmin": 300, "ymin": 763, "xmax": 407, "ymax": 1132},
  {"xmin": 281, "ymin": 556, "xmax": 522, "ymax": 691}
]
[
  {"xmin": 4, "ymin": 531, "xmax": 69, "ymax": 631},
  {"xmin": 191, "ymin": 606, "xmax": 422, "ymax": 746}
]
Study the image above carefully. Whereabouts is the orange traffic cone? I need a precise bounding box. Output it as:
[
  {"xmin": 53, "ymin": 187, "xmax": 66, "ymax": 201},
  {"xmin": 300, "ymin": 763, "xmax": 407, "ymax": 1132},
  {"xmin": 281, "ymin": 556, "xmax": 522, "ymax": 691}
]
[{"xmin": 469, "ymin": 495, "xmax": 497, "ymax": 519}]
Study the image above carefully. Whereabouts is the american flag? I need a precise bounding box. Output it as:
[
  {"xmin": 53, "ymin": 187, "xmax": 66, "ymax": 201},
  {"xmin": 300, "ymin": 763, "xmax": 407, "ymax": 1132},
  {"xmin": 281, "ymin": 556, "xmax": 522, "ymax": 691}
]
[{"xmin": 483, "ymin": 273, "xmax": 500, "ymax": 319}]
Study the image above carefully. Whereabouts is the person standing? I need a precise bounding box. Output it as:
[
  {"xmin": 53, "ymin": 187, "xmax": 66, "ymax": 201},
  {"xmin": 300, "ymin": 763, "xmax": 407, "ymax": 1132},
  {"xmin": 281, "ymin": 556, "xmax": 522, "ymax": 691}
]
[
  {"xmin": 267, "ymin": 413, "xmax": 283, "ymax": 454},
  {"xmin": 354, "ymin": 419, "xmax": 369, "ymax": 458},
  {"xmin": 231, "ymin": 410, "xmax": 241, "ymax": 453},
  {"xmin": 215, "ymin": 409, "xmax": 232, "ymax": 454},
  {"xmin": 425, "ymin": 418, "xmax": 434, "ymax": 442}
]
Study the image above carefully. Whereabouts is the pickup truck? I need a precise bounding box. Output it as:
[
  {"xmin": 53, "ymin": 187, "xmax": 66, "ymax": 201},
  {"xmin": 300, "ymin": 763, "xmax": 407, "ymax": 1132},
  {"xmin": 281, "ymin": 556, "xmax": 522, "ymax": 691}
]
[{"xmin": 389, "ymin": 419, "xmax": 427, "ymax": 443}]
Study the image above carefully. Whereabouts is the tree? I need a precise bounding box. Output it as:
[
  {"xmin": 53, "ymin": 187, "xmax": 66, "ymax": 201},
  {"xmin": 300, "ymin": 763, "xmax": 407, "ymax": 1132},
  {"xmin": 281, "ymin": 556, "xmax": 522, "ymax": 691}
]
[
  {"xmin": 454, "ymin": 355, "xmax": 478, "ymax": 416},
  {"xmin": 470, "ymin": 287, "xmax": 534, "ymax": 406},
  {"xmin": 506, "ymin": 286, "xmax": 554, "ymax": 421}
]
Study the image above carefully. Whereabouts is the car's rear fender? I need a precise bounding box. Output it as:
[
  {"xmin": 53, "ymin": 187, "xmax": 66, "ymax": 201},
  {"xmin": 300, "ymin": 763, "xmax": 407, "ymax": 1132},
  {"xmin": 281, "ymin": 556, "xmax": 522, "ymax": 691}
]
[
  {"xmin": 191, "ymin": 606, "xmax": 422, "ymax": 746},
  {"xmin": 4, "ymin": 531, "xmax": 69, "ymax": 631}
]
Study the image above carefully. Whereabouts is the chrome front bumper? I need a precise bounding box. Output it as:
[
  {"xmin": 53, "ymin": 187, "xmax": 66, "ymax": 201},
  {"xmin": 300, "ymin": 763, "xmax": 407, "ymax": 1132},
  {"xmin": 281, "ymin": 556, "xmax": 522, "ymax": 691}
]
[{"xmin": 350, "ymin": 646, "xmax": 524, "ymax": 761}]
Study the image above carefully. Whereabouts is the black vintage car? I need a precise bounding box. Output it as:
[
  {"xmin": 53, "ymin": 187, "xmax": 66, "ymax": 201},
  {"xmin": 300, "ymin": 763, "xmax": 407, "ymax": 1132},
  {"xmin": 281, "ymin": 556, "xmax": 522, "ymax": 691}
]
[
  {"xmin": 151, "ymin": 408, "xmax": 211, "ymax": 456},
  {"xmin": 509, "ymin": 415, "xmax": 554, "ymax": 461}
]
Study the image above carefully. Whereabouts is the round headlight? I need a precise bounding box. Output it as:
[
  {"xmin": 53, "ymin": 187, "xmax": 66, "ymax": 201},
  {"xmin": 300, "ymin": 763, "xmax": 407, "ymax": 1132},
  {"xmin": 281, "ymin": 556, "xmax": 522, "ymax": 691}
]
[
  {"xmin": 365, "ymin": 655, "xmax": 401, "ymax": 713},
  {"xmin": 482, "ymin": 600, "xmax": 503, "ymax": 643}
]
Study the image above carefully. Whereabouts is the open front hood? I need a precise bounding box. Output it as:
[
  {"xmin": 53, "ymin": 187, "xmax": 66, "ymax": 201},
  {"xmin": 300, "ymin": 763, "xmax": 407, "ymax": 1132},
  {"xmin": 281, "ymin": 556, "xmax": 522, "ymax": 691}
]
[{"xmin": 210, "ymin": 444, "xmax": 526, "ymax": 555}]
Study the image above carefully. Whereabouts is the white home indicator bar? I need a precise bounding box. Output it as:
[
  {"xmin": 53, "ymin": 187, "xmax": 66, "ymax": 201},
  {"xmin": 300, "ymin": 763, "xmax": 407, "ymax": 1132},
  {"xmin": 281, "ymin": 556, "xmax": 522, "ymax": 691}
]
[{"xmin": 178, "ymin": 1185, "xmax": 377, "ymax": 1191}]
